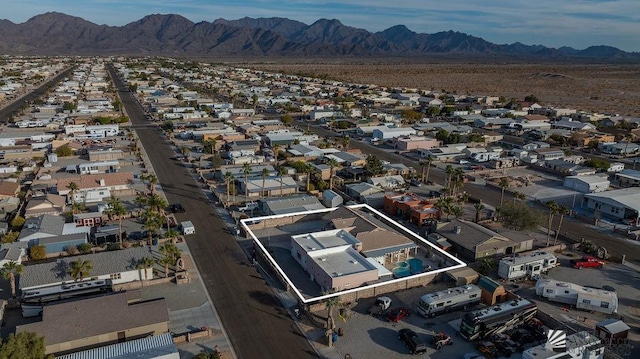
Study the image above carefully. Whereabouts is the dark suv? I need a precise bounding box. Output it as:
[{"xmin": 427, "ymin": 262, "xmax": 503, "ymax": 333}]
[
  {"xmin": 170, "ymin": 203, "xmax": 185, "ymax": 213},
  {"xmin": 398, "ymin": 328, "xmax": 428, "ymax": 355}
]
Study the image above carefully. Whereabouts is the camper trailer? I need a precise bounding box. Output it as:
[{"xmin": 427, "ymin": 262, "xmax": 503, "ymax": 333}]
[
  {"xmin": 417, "ymin": 284, "xmax": 482, "ymax": 318},
  {"xmin": 498, "ymin": 251, "xmax": 558, "ymax": 280},
  {"xmin": 535, "ymin": 279, "xmax": 618, "ymax": 314}
]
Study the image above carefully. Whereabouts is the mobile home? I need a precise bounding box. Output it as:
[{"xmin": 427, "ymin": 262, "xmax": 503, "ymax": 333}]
[
  {"xmin": 417, "ymin": 284, "xmax": 481, "ymax": 317},
  {"xmin": 535, "ymin": 279, "xmax": 618, "ymax": 314},
  {"xmin": 498, "ymin": 251, "xmax": 558, "ymax": 280}
]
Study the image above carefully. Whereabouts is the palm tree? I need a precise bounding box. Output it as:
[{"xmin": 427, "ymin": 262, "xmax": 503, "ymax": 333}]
[
  {"xmin": 279, "ymin": 167, "xmax": 287, "ymax": 196},
  {"xmin": 450, "ymin": 206, "xmax": 464, "ymax": 219},
  {"xmin": 474, "ymin": 202, "xmax": 485, "ymax": 223},
  {"xmin": 1, "ymin": 261, "xmax": 22, "ymax": 298},
  {"xmin": 340, "ymin": 136, "xmax": 350, "ymax": 150},
  {"xmin": 136, "ymin": 257, "xmax": 155, "ymax": 280},
  {"xmin": 498, "ymin": 178, "xmax": 510, "ymax": 207},
  {"xmin": 66, "ymin": 182, "xmax": 79, "ymax": 212},
  {"xmin": 304, "ymin": 163, "xmax": 314, "ymax": 192},
  {"xmin": 545, "ymin": 200, "xmax": 559, "ymax": 247},
  {"xmin": 326, "ymin": 158, "xmax": 339, "ymax": 190},
  {"xmin": 261, "ymin": 168, "xmax": 270, "ymax": 199},
  {"xmin": 204, "ymin": 138, "xmax": 217, "ymax": 154},
  {"xmin": 224, "ymin": 171, "xmax": 234, "ymax": 207},
  {"xmin": 242, "ymin": 163, "xmax": 252, "ymax": 199},
  {"xmin": 452, "ymin": 168, "xmax": 465, "ymax": 198},
  {"xmin": 159, "ymin": 243, "xmax": 181, "ymax": 278},
  {"xmin": 142, "ymin": 208, "xmax": 162, "ymax": 245},
  {"xmin": 323, "ymin": 294, "xmax": 339, "ymax": 347},
  {"xmin": 146, "ymin": 174, "xmax": 158, "ymax": 196},
  {"xmin": 272, "ymin": 144, "xmax": 281, "ymax": 167},
  {"xmin": 159, "ymin": 256, "xmax": 173, "ymax": 278},
  {"xmin": 554, "ymin": 205, "xmax": 570, "ymax": 245},
  {"xmin": 424, "ymin": 155, "xmax": 434, "ymax": 184},
  {"xmin": 148, "ymin": 193, "xmax": 168, "ymax": 213},
  {"xmin": 134, "ymin": 193, "xmax": 149, "ymax": 210},
  {"xmin": 512, "ymin": 191, "xmax": 526, "ymax": 204},
  {"xmin": 67, "ymin": 259, "xmax": 93, "ymax": 281},
  {"xmin": 444, "ymin": 165, "xmax": 454, "ymax": 197},
  {"xmin": 107, "ymin": 196, "xmax": 128, "ymax": 248},
  {"xmin": 436, "ymin": 198, "xmax": 453, "ymax": 220},
  {"xmin": 419, "ymin": 160, "xmax": 428, "ymax": 184}
]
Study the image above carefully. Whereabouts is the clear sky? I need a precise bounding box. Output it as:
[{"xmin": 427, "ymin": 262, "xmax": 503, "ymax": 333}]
[{"xmin": 1, "ymin": 0, "xmax": 639, "ymax": 52}]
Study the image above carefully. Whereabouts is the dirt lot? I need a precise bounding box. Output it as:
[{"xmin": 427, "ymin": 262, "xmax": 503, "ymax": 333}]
[{"xmin": 248, "ymin": 60, "xmax": 640, "ymax": 116}]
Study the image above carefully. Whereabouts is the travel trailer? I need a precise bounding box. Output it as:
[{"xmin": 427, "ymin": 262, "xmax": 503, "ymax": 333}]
[
  {"xmin": 417, "ymin": 284, "xmax": 482, "ymax": 317},
  {"xmin": 522, "ymin": 331, "xmax": 604, "ymax": 359},
  {"xmin": 498, "ymin": 251, "xmax": 558, "ymax": 280},
  {"xmin": 535, "ymin": 278, "xmax": 618, "ymax": 314}
]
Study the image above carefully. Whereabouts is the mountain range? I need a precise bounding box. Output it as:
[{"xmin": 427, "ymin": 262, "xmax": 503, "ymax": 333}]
[{"xmin": 0, "ymin": 12, "xmax": 637, "ymax": 59}]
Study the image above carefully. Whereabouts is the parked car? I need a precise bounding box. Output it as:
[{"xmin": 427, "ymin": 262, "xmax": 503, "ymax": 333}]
[
  {"xmin": 368, "ymin": 296, "xmax": 392, "ymax": 316},
  {"xmin": 398, "ymin": 328, "xmax": 428, "ymax": 355},
  {"xmin": 170, "ymin": 203, "xmax": 186, "ymax": 213},
  {"xmin": 477, "ymin": 341, "xmax": 497, "ymax": 358},
  {"xmin": 410, "ymin": 179, "xmax": 422, "ymax": 187},
  {"xmin": 569, "ymin": 255, "xmax": 604, "ymax": 269},
  {"xmin": 509, "ymin": 329, "xmax": 535, "ymax": 345},
  {"xmin": 128, "ymin": 231, "xmax": 145, "ymax": 241},
  {"xmin": 386, "ymin": 307, "xmax": 410, "ymax": 322},
  {"xmin": 432, "ymin": 332, "xmax": 453, "ymax": 350}
]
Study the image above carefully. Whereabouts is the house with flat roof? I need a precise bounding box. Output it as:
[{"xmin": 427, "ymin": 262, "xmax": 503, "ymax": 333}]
[
  {"xmin": 16, "ymin": 292, "xmax": 169, "ymax": 355},
  {"xmin": 291, "ymin": 229, "xmax": 379, "ymax": 292},
  {"xmin": 19, "ymin": 246, "xmax": 152, "ymax": 291},
  {"xmin": 250, "ymin": 205, "xmax": 465, "ymax": 303},
  {"xmin": 564, "ymin": 175, "xmax": 610, "ymax": 193},
  {"xmin": 583, "ymin": 187, "xmax": 640, "ymax": 225},
  {"xmin": 614, "ymin": 169, "xmax": 640, "ymax": 187},
  {"xmin": 260, "ymin": 195, "xmax": 325, "ymax": 215}
]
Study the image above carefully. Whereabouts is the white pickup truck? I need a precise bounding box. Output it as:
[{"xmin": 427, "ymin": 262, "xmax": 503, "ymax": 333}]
[{"xmin": 238, "ymin": 202, "xmax": 259, "ymax": 212}]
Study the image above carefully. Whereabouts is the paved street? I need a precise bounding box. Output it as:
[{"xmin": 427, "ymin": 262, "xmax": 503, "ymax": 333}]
[{"xmin": 108, "ymin": 66, "xmax": 318, "ymax": 359}]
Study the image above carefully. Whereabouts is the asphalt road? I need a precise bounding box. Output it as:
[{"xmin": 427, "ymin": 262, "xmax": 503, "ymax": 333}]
[
  {"xmin": 107, "ymin": 66, "xmax": 317, "ymax": 359},
  {"xmin": 306, "ymin": 123, "xmax": 640, "ymax": 263}
]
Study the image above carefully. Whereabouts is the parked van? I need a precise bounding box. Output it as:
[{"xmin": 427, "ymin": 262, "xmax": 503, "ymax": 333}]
[{"xmin": 181, "ymin": 221, "xmax": 195, "ymax": 235}]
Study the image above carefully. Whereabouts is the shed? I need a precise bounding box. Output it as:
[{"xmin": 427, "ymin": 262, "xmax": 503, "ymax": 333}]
[
  {"xmin": 321, "ymin": 190, "xmax": 343, "ymax": 208},
  {"xmin": 596, "ymin": 318, "xmax": 630, "ymax": 346},
  {"xmin": 446, "ymin": 267, "xmax": 478, "ymax": 286},
  {"xmin": 477, "ymin": 276, "xmax": 507, "ymax": 305}
]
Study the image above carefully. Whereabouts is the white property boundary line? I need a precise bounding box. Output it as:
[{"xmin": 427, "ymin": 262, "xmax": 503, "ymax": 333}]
[{"xmin": 241, "ymin": 204, "xmax": 467, "ymax": 304}]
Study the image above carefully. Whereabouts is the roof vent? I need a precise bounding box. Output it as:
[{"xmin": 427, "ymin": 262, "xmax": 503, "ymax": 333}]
[{"xmin": 454, "ymin": 225, "xmax": 461, "ymax": 234}]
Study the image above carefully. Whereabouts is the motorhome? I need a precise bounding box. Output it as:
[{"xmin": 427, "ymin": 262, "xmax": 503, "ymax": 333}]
[
  {"xmin": 459, "ymin": 298, "xmax": 537, "ymax": 341},
  {"xmin": 417, "ymin": 284, "xmax": 482, "ymax": 318},
  {"xmin": 498, "ymin": 251, "xmax": 558, "ymax": 280},
  {"xmin": 535, "ymin": 279, "xmax": 618, "ymax": 314}
]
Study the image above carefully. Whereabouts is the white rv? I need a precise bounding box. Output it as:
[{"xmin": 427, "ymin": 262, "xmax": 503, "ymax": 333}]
[
  {"xmin": 417, "ymin": 284, "xmax": 481, "ymax": 317},
  {"xmin": 498, "ymin": 251, "xmax": 558, "ymax": 280},
  {"xmin": 522, "ymin": 331, "xmax": 604, "ymax": 359},
  {"xmin": 535, "ymin": 279, "xmax": 618, "ymax": 314},
  {"xmin": 470, "ymin": 151, "xmax": 501, "ymax": 162}
]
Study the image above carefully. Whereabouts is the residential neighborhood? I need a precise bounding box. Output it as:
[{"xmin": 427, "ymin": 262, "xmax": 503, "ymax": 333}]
[{"xmin": 0, "ymin": 56, "xmax": 638, "ymax": 359}]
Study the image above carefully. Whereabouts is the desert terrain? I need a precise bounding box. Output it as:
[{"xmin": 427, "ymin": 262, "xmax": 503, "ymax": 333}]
[{"xmin": 246, "ymin": 60, "xmax": 640, "ymax": 117}]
